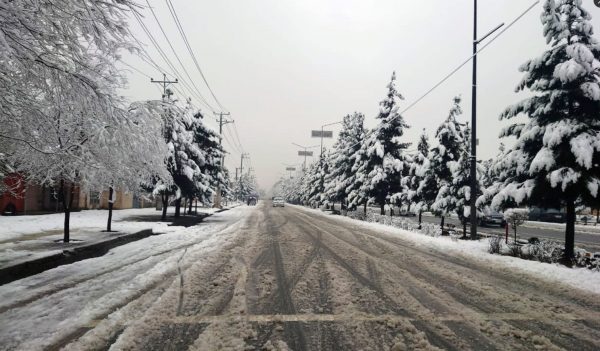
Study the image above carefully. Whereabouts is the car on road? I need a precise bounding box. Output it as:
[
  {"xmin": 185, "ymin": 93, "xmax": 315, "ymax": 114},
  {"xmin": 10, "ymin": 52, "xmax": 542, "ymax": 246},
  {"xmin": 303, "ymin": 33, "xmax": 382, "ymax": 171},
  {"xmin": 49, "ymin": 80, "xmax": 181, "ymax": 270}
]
[
  {"xmin": 528, "ymin": 207, "xmax": 566, "ymax": 223},
  {"xmin": 272, "ymin": 197, "xmax": 285, "ymax": 207}
]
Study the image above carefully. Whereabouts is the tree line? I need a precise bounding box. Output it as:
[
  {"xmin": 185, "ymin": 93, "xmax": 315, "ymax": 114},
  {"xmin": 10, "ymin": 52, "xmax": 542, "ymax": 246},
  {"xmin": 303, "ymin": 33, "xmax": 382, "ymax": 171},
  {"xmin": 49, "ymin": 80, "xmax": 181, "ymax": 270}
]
[
  {"xmin": 275, "ymin": 0, "xmax": 600, "ymax": 260},
  {"xmin": 0, "ymin": 1, "xmax": 237, "ymax": 241}
]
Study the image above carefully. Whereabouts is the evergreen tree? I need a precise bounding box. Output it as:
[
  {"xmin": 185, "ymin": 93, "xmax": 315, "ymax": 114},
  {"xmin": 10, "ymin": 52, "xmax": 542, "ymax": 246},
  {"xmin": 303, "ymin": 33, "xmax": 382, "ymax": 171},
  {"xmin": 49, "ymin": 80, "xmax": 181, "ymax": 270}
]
[
  {"xmin": 325, "ymin": 112, "xmax": 366, "ymax": 210},
  {"xmin": 367, "ymin": 72, "xmax": 411, "ymax": 215},
  {"xmin": 406, "ymin": 129, "xmax": 431, "ymax": 227},
  {"xmin": 347, "ymin": 137, "xmax": 372, "ymax": 214},
  {"xmin": 448, "ymin": 124, "xmax": 485, "ymax": 237},
  {"xmin": 430, "ymin": 96, "xmax": 466, "ymax": 228},
  {"xmin": 306, "ymin": 151, "xmax": 330, "ymax": 207},
  {"xmin": 492, "ymin": 0, "xmax": 600, "ymax": 259}
]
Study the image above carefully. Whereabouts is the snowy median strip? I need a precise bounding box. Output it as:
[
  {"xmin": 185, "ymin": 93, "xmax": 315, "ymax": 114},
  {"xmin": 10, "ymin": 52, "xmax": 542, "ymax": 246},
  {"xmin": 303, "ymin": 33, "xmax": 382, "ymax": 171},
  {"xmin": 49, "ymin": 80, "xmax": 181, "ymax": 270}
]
[{"xmin": 293, "ymin": 205, "xmax": 600, "ymax": 296}]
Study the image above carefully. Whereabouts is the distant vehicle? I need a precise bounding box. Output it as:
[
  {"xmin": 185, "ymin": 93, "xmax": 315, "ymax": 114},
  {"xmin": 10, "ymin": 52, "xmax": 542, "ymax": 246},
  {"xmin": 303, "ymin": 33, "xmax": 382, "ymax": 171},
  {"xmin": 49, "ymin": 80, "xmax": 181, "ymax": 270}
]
[
  {"xmin": 247, "ymin": 196, "xmax": 257, "ymax": 206},
  {"xmin": 480, "ymin": 210, "xmax": 506, "ymax": 227},
  {"xmin": 461, "ymin": 209, "xmax": 505, "ymax": 227},
  {"xmin": 398, "ymin": 209, "xmax": 417, "ymax": 217},
  {"xmin": 528, "ymin": 207, "xmax": 566, "ymax": 223},
  {"xmin": 272, "ymin": 197, "xmax": 285, "ymax": 207}
]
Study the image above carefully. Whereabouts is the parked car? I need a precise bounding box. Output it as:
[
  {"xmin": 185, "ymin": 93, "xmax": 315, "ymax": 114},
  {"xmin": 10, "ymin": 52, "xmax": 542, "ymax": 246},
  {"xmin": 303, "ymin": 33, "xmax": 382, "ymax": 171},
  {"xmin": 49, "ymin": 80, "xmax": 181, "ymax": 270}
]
[
  {"xmin": 479, "ymin": 210, "xmax": 506, "ymax": 227},
  {"xmin": 272, "ymin": 197, "xmax": 285, "ymax": 207},
  {"xmin": 461, "ymin": 209, "xmax": 506, "ymax": 227},
  {"xmin": 528, "ymin": 207, "xmax": 566, "ymax": 223}
]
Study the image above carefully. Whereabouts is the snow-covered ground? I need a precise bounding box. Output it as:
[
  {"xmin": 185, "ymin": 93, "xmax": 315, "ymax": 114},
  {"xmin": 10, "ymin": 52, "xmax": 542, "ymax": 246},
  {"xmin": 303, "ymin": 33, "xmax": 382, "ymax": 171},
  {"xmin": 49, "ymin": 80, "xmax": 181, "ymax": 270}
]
[
  {"xmin": 0, "ymin": 207, "xmax": 226, "ymax": 268},
  {"xmin": 297, "ymin": 206, "xmax": 600, "ymax": 295},
  {"xmin": 0, "ymin": 207, "xmax": 219, "ymax": 242},
  {"xmin": 0, "ymin": 205, "xmax": 253, "ymax": 351}
]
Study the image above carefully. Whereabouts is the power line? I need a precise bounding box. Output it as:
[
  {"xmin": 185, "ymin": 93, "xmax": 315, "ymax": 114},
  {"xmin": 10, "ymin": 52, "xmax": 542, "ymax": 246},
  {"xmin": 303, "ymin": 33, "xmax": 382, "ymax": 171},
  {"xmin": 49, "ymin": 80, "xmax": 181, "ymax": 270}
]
[
  {"xmin": 224, "ymin": 124, "xmax": 244, "ymax": 154},
  {"xmin": 165, "ymin": 0, "xmax": 228, "ymax": 112},
  {"xmin": 132, "ymin": 10, "xmax": 216, "ymax": 113},
  {"xmin": 231, "ymin": 122, "xmax": 245, "ymax": 153},
  {"xmin": 144, "ymin": 0, "xmax": 217, "ymax": 112},
  {"xmin": 344, "ymin": 0, "xmax": 539, "ymax": 151}
]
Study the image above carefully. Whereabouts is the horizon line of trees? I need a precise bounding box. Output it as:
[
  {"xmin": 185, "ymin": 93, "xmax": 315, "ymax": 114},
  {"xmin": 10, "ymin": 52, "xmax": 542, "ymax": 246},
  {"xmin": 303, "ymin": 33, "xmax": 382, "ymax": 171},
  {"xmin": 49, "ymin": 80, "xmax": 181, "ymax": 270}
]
[{"xmin": 274, "ymin": 0, "xmax": 600, "ymax": 260}]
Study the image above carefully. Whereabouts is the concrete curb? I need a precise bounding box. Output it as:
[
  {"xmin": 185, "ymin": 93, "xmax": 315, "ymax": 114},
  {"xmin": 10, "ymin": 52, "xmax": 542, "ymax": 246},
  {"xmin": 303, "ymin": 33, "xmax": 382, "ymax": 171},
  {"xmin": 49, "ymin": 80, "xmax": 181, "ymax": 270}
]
[
  {"xmin": 0, "ymin": 206, "xmax": 241, "ymax": 285},
  {"xmin": 0, "ymin": 229, "xmax": 156, "ymax": 285}
]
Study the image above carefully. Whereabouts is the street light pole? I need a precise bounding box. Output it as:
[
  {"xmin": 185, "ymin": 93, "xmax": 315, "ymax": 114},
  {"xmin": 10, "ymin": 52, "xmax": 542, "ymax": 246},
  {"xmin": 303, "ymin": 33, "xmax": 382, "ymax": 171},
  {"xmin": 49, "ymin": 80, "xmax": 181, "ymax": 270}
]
[
  {"xmin": 292, "ymin": 143, "xmax": 319, "ymax": 171},
  {"xmin": 318, "ymin": 121, "xmax": 343, "ymax": 156},
  {"xmin": 469, "ymin": 2, "xmax": 505, "ymax": 240},
  {"xmin": 470, "ymin": 0, "xmax": 478, "ymax": 240}
]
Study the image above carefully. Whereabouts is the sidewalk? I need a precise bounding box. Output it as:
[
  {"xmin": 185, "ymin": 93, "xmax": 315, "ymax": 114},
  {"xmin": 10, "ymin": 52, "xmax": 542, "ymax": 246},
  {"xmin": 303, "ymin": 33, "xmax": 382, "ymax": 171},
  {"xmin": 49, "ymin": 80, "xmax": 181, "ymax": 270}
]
[{"xmin": 0, "ymin": 206, "xmax": 230, "ymax": 284}]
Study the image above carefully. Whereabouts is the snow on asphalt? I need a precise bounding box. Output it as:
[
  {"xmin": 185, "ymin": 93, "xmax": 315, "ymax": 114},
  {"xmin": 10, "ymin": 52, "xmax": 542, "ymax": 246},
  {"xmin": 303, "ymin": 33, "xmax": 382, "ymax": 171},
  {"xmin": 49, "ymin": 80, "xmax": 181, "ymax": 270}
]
[
  {"xmin": 0, "ymin": 206, "xmax": 251, "ymax": 351},
  {"xmin": 294, "ymin": 205, "xmax": 600, "ymax": 295}
]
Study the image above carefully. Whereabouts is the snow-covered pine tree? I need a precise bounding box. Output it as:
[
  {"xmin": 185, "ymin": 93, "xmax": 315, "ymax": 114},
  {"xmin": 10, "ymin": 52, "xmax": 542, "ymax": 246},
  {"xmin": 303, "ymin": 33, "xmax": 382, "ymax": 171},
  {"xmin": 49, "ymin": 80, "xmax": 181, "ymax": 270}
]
[
  {"xmin": 492, "ymin": 0, "xmax": 600, "ymax": 259},
  {"xmin": 448, "ymin": 124, "xmax": 485, "ymax": 237},
  {"xmin": 430, "ymin": 96, "xmax": 466, "ymax": 229},
  {"xmin": 306, "ymin": 150, "xmax": 330, "ymax": 208},
  {"xmin": 325, "ymin": 112, "xmax": 366, "ymax": 211},
  {"xmin": 347, "ymin": 131, "xmax": 373, "ymax": 214},
  {"xmin": 367, "ymin": 72, "xmax": 411, "ymax": 215},
  {"xmin": 406, "ymin": 129, "xmax": 431, "ymax": 227},
  {"xmin": 189, "ymin": 111, "xmax": 227, "ymax": 208}
]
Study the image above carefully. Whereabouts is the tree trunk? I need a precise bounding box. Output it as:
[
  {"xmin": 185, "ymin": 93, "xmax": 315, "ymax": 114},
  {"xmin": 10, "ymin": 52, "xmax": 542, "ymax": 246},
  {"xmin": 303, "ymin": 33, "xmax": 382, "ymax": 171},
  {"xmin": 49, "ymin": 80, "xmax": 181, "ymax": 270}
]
[
  {"xmin": 175, "ymin": 198, "xmax": 181, "ymax": 218},
  {"xmin": 564, "ymin": 199, "xmax": 576, "ymax": 260},
  {"xmin": 514, "ymin": 226, "xmax": 518, "ymax": 243},
  {"xmin": 64, "ymin": 206, "xmax": 70, "ymax": 243},
  {"xmin": 407, "ymin": 203, "xmax": 412, "ymax": 213},
  {"xmin": 462, "ymin": 221, "xmax": 467, "ymax": 238},
  {"xmin": 161, "ymin": 193, "xmax": 168, "ymax": 220},
  {"xmin": 106, "ymin": 186, "xmax": 114, "ymax": 232},
  {"xmin": 363, "ymin": 202, "xmax": 367, "ymax": 215},
  {"xmin": 62, "ymin": 180, "xmax": 75, "ymax": 243},
  {"xmin": 440, "ymin": 215, "xmax": 445, "ymax": 230},
  {"xmin": 596, "ymin": 207, "xmax": 599, "ymax": 225},
  {"xmin": 418, "ymin": 210, "xmax": 422, "ymax": 229},
  {"xmin": 188, "ymin": 197, "xmax": 193, "ymax": 214},
  {"xmin": 390, "ymin": 206, "xmax": 394, "ymax": 217},
  {"xmin": 380, "ymin": 203, "xmax": 385, "ymax": 215}
]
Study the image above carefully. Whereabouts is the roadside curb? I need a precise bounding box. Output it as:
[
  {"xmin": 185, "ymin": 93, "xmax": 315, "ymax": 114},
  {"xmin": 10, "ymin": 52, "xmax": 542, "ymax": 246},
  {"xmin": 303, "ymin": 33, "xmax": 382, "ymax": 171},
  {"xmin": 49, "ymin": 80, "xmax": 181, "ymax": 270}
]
[
  {"xmin": 0, "ymin": 207, "xmax": 239, "ymax": 285},
  {"xmin": 0, "ymin": 229, "xmax": 158, "ymax": 285}
]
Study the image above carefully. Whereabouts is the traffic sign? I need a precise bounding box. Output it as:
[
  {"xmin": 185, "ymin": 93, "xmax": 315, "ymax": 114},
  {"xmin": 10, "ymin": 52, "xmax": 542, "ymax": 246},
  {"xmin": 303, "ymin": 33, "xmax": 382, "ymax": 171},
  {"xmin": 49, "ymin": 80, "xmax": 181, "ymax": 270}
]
[
  {"xmin": 311, "ymin": 130, "xmax": 333, "ymax": 138},
  {"xmin": 286, "ymin": 167, "xmax": 296, "ymax": 171},
  {"xmin": 298, "ymin": 151, "xmax": 313, "ymax": 156}
]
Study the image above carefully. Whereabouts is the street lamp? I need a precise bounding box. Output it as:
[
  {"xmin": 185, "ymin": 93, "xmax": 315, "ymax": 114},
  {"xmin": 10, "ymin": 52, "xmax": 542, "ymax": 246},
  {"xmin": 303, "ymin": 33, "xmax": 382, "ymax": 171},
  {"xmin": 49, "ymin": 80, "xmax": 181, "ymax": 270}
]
[
  {"xmin": 312, "ymin": 121, "xmax": 342, "ymax": 156},
  {"xmin": 292, "ymin": 143, "xmax": 320, "ymax": 171},
  {"xmin": 470, "ymin": 0, "xmax": 504, "ymax": 240}
]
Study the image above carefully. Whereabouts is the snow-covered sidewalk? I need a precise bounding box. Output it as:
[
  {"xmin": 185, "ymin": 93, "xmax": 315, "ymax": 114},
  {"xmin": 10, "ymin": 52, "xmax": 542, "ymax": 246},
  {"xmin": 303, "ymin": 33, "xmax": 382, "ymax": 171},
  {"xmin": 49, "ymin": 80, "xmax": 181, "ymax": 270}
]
[
  {"xmin": 0, "ymin": 205, "xmax": 253, "ymax": 350},
  {"xmin": 296, "ymin": 206, "xmax": 600, "ymax": 295},
  {"xmin": 0, "ymin": 207, "xmax": 225, "ymax": 269}
]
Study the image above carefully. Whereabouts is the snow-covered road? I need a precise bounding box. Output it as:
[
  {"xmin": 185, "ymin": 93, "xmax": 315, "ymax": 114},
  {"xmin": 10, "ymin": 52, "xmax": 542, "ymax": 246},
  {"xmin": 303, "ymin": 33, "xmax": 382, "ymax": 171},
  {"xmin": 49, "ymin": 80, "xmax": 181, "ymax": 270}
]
[
  {"xmin": 2, "ymin": 202, "xmax": 600, "ymax": 350},
  {"xmin": 0, "ymin": 206, "xmax": 251, "ymax": 351}
]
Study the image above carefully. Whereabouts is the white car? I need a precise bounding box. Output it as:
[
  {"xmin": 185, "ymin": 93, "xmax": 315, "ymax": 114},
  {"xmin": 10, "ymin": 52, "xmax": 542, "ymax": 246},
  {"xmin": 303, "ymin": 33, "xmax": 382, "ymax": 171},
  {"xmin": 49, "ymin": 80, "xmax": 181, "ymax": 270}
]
[{"xmin": 272, "ymin": 197, "xmax": 285, "ymax": 207}]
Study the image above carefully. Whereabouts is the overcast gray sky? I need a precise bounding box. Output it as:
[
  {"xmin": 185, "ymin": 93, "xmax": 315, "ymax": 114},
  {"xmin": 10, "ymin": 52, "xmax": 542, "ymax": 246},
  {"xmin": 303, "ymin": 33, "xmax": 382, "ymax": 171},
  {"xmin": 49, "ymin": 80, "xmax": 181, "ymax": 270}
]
[{"xmin": 120, "ymin": 0, "xmax": 600, "ymax": 190}]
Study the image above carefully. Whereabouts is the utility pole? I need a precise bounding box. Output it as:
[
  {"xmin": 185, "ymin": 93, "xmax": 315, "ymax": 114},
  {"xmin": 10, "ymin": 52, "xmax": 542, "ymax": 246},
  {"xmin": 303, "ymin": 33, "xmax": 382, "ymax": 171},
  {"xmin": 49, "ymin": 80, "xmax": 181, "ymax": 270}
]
[
  {"xmin": 213, "ymin": 112, "xmax": 232, "ymax": 208},
  {"xmin": 470, "ymin": 1, "xmax": 504, "ymax": 240},
  {"xmin": 238, "ymin": 153, "xmax": 249, "ymax": 201},
  {"xmin": 151, "ymin": 73, "xmax": 178, "ymax": 101},
  {"xmin": 151, "ymin": 73, "xmax": 178, "ymax": 213}
]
